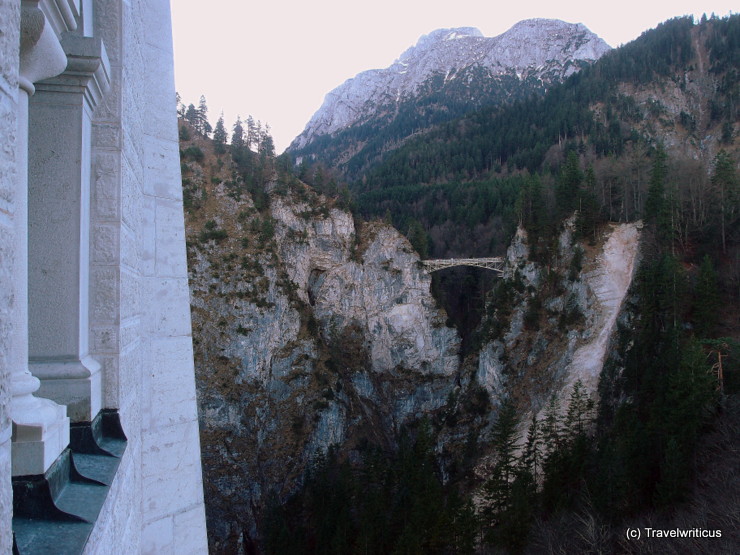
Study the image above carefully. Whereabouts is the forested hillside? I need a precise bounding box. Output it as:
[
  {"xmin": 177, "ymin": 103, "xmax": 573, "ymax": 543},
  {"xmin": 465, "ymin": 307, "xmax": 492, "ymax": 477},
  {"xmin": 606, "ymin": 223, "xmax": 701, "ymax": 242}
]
[
  {"xmin": 350, "ymin": 16, "xmax": 738, "ymax": 257},
  {"xmin": 322, "ymin": 15, "xmax": 739, "ymax": 355},
  {"xmin": 289, "ymin": 20, "xmax": 610, "ymax": 182},
  {"xmin": 360, "ymin": 16, "xmax": 736, "ymax": 183},
  {"xmin": 181, "ymin": 13, "xmax": 739, "ymax": 555}
]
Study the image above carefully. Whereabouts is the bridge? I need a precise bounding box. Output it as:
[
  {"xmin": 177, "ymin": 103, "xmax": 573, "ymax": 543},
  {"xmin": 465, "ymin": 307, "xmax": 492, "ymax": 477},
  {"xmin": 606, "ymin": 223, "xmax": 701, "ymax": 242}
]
[{"xmin": 422, "ymin": 257, "xmax": 505, "ymax": 275}]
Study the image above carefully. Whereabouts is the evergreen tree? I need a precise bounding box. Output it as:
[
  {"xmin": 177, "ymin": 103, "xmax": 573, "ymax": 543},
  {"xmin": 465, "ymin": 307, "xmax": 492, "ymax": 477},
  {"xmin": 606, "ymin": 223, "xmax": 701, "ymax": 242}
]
[
  {"xmin": 556, "ymin": 152, "xmax": 583, "ymax": 216},
  {"xmin": 693, "ymin": 254, "xmax": 721, "ymax": 337},
  {"xmin": 517, "ymin": 174, "xmax": 548, "ymax": 240},
  {"xmin": 520, "ymin": 414, "xmax": 542, "ymax": 485},
  {"xmin": 644, "ymin": 146, "xmax": 668, "ymax": 225},
  {"xmin": 537, "ymin": 384, "xmax": 596, "ymax": 513},
  {"xmin": 563, "ymin": 379, "xmax": 594, "ymax": 442},
  {"xmin": 406, "ymin": 219, "xmax": 429, "ymax": 258},
  {"xmin": 481, "ymin": 402, "xmax": 541, "ymax": 552},
  {"xmin": 655, "ymin": 338, "xmax": 717, "ymax": 506},
  {"xmin": 259, "ymin": 123, "xmax": 275, "ymax": 158},
  {"xmin": 197, "ymin": 95, "xmax": 211, "ymax": 136},
  {"xmin": 212, "ymin": 112, "xmax": 228, "ymax": 154},
  {"xmin": 184, "ymin": 103, "xmax": 199, "ymax": 130},
  {"xmin": 541, "ymin": 394, "xmax": 562, "ymax": 458},
  {"xmin": 312, "ymin": 165, "xmax": 327, "ymax": 192},
  {"xmin": 246, "ymin": 115, "xmax": 257, "ymax": 151},
  {"xmin": 483, "ymin": 400, "xmax": 520, "ymax": 517},
  {"xmin": 383, "ymin": 208, "xmax": 393, "ymax": 225},
  {"xmin": 231, "ymin": 116, "xmax": 245, "ymax": 151},
  {"xmin": 495, "ymin": 471, "xmax": 536, "ymax": 553},
  {"xmin": 576, "ymin": 165, "xmax": 601, "ymax": 241},
  {"xmin": 710, "ymin": 150, "xmax": 739, "ymax": 253}
]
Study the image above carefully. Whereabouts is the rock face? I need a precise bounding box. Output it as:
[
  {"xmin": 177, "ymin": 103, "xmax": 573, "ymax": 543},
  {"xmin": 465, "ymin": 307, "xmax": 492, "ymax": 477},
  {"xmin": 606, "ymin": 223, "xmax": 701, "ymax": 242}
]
[
  {"xmin": 272, "ymin": 198, "xmax": 459, "ymax": 378},
  {"xmin": 290, "ymin": 19, "xmax": 611, "ymax": 151},
  {"xmin": 185, "ymin": 162, "xmax": 460, "ymax": 551},
  {"xmin": 476, "ymin": 219, "xmax": 642, "ymax": 416}
]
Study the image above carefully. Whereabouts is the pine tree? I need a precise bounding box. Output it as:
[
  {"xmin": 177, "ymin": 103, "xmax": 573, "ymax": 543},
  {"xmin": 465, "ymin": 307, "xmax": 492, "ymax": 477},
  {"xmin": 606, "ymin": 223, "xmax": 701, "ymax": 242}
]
[
  {"xmin": 563, "ymin": 379, "xmax": 594, "ymax": 443},
  {"xmin": 406, "ymin": 219, "xmax": 429, "ymax": 258},
  {"xmin": 517, "ymin": 174, "xmax": 547, "ymax": 241},
  {"xmin": 383, "ymin": 208, "xmax": 393, "ymax": 225},
  {"xmin": 693, "ymin": 254, "xmax": 721, "ymax": 337},
  {"xmin": 212, "ymin": 112, "xmax": 228, "ymax": 154},
  {"xmin": 644, "ymin": 146, "xmax": 668, "ymax": 225},
  {"xmin": 656, "ymin": 338, "xmax": 717, "ymax": 505},
  {"xmin": 495, "ymin": 471, "xmax": 536, "ymax": 553},
  {"xmin": 184, "ymin": 103, "xmax": 199, "ymax": 130},
  {"xmin": 246, "ymin": 115, "xmax": 257, "ymax": 151},
  {"xmin": 520, "ymin": 414, "xmax": 542, "ymax": 485},
  {"xmin": 556, "ymin": 151, "xmax": 582, "ymax": 216},
  {"xmin": 483, "ymin": 400, "xmax": 520, "ymax": 517},
  {"xmin": 576, "ymin": 166, "xmax": 601, "ymax": 241},
  {"xmin": 197, "ymin": 95, "xmax": 211, "ymax": 136},
  {"xmin": 710, "ymin": 150, "xmax": 739, "ymax": 253},
  {"xmin": 541, "ymin": 394, "xmax": 562, "ymax": 458},
  {"xmin": 259, "ymin": 123, "xmax": 275, "ymax": 158},
  {"xmin": 231, "ymin": 116, "xmax": 245, "ymax": 151}
]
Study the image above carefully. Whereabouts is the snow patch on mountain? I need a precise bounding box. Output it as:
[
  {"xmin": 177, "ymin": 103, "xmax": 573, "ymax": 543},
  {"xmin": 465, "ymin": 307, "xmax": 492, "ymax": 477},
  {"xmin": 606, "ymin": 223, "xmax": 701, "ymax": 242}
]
[{"xmin": 290, "ymin": 19, "xmax": 611, "ymax": 150}]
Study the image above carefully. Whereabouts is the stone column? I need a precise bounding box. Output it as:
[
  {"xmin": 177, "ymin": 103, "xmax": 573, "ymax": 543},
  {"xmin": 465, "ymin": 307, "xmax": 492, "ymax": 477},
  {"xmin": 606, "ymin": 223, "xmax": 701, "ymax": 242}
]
[
  {"xmin": 9, "ymin": 0, "xmax": 76, "ymax": 477},
  {"xmin": 28, "ymin": 33, "xmax": 110, "ymax": 423}
]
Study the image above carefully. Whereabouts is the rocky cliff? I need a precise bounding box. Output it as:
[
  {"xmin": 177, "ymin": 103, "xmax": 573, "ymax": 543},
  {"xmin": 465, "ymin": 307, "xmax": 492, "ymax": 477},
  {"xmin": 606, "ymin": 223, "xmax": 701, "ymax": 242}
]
[
  {"xmin": 431, "ymin": 217, "xmax": 642, "ymax": 485},
  {"xmin": 183, "ymin": 137, "xmax": 461, "ymax": 550},
  {"xmin": 475, "ymin": 219, "xmax": 641, "ymax": 415}
]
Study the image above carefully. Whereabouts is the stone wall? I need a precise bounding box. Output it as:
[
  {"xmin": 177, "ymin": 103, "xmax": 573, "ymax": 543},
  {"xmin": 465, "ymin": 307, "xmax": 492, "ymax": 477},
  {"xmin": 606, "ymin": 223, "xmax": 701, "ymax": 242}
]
[
  {"xmin": 86, "ymin": 0, "xmax": 144, "ymax": 546},
  {"xmin": 1, "ymin": 0, "xmax": 207, "ymax": 551},
  {"xmin": 138, "ymin": 0, "xmax": 207, "ymax": 550},
  {"xmin": 0, "ymin": 2, "xmax": 20, "ymax": 551},
  {"xmin": 86, "ymin": 0, "xmax": 208, "ymax": 551}
]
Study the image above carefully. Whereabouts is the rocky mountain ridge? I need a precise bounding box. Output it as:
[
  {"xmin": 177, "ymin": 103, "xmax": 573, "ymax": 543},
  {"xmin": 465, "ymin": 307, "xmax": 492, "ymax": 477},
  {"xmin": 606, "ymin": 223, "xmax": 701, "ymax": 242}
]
[{"xmin": 290, "ymin": 19, "xmax": 611, "ymax": 152}]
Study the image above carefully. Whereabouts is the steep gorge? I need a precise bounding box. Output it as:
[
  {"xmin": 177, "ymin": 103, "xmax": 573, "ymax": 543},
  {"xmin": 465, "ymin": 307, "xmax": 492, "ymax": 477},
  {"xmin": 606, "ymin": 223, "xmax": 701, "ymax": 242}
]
[{"xmin": 181, "ymin": 125, "xmax": 646, "ymax": 552}]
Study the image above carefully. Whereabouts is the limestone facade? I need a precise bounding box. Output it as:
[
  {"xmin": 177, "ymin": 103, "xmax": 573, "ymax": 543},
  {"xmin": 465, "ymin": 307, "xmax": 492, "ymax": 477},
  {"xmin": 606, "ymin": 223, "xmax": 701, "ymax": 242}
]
[{"xmin": 0, "ymin": 0, "xmax": 207, "ymax": 552}]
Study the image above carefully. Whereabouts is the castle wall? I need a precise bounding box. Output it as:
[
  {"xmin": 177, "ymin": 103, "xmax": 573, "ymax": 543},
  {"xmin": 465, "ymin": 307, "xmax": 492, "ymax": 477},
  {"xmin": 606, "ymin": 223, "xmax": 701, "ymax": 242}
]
[
  {"xmin": 0, "ymin": 2, "xmax": 21, "ymax": 552},
  {"xmin": 1, "ymin": 0, "xmax": 207, "ymax": 551},
  {"xmin": 138, "ymin": 0, "xmax": 207, "ymax": 550},
  {"xmin": 86, "ymin": 0, "xmax": 208, "ymax": 551}
]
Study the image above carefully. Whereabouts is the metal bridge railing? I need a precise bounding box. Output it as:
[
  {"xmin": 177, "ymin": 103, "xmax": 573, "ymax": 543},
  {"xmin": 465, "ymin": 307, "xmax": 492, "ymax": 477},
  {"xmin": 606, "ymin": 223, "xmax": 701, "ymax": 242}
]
[{"xmin": 421, "ymin": 257, "xmax": 505, "ymax": 274}]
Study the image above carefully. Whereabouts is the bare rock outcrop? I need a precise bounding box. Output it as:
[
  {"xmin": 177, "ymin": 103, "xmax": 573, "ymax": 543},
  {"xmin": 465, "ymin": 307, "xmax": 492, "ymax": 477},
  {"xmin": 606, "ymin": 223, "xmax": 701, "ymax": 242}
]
[
  {"xmin": 476, "ymin": 218, "xmax": 642, "ymax": 412},
  {"xmin": 189, "ymin": 180, "xmax": 460, "ymax": 550}
]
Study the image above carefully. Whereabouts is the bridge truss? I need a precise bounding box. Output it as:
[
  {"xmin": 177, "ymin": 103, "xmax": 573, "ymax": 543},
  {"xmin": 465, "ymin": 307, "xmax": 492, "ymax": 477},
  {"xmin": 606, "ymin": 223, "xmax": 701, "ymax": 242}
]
[{"xmin": 422, "ymin": 257, "xmax": 505, "ymax": 275}]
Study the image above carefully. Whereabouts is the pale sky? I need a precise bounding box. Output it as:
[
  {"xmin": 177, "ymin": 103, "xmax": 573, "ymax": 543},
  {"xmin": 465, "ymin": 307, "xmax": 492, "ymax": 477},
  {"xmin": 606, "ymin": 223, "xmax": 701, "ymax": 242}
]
[{"xmin": 171, "ymin": 1, "xmax": 736, "ymax": 153}]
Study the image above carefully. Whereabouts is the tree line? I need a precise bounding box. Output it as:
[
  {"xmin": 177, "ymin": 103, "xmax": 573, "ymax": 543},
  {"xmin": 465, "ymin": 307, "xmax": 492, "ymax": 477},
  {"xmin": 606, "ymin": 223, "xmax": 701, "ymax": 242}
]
[{"xmin": 177, "ymin": 94, "xmax": 275, "ymax": 159}]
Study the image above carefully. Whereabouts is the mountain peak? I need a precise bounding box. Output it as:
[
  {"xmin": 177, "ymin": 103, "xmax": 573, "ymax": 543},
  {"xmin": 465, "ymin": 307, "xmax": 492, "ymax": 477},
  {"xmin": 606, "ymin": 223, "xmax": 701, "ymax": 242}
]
[
  {"xmin": 396, "ymin": 27, "xmax": 484, "ymax": 64},
  {"xmin": 289, "ymin": 19, "xmax": 611, "ymax": 152},
  {"xmin": 412, "ymin": 26, "xmax": 483, "ymax": 48},
  {"xmin": 511, "ymin": 17, "xmax": 579, "ymax": 29}
]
